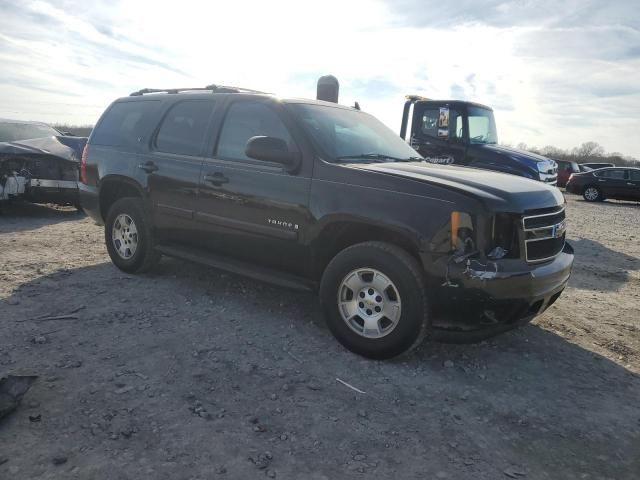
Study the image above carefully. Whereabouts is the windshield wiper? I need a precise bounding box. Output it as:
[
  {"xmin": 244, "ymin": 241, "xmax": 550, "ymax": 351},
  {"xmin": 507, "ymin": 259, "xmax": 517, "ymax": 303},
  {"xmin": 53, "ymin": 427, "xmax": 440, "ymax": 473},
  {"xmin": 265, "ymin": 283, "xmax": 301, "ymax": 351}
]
[{"xmin": 335, "ymin": 153, "xmax": 419, "ymax": 163}]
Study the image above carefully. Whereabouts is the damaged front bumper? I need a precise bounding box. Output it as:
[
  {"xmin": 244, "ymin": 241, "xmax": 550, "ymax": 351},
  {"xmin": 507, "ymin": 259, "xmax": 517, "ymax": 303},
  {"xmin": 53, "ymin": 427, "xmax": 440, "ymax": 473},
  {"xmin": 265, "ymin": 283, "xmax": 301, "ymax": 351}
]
[
  {"xmin": 0, "ymin": 135, "xmax": 86, "ymax": 205},
  {"xmin": 427, "ymin": 242, "xmax": 574, "ymax": 341}
]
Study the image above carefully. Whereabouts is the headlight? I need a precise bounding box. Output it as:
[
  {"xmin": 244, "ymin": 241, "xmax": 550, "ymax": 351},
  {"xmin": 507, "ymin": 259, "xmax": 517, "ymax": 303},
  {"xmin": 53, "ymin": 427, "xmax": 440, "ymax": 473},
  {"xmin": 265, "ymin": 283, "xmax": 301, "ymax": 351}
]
[
  {"xmin": 450, "ymin": 211, "xmax": 475, "ymax": 254},
  {"xmin": 537, "ymin": 160, "xmax": 556, "ymax": 173}
]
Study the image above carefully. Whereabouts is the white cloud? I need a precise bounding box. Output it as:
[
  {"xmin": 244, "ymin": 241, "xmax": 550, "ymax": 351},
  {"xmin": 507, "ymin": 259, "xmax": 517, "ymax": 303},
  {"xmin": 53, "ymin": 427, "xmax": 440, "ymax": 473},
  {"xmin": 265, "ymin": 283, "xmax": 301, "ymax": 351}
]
[{"xmin": 0, "ymin": 0, "xmax": 638, "ymax": 156}]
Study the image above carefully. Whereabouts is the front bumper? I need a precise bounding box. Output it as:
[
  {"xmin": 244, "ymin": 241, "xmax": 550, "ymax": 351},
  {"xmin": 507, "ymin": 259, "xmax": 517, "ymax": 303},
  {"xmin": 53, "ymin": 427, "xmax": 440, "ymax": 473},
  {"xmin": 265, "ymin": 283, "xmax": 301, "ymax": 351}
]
[
  {"xmin": 565, "ymin": 182, "xmax": 580, "ymax": 194},
  {"xmin": 428, "ymin": 242, "xmax": 574, "ymax": 340},
  {"xmin": 23, "ymin": 178, "xmax": 79, "ymax": 205}
]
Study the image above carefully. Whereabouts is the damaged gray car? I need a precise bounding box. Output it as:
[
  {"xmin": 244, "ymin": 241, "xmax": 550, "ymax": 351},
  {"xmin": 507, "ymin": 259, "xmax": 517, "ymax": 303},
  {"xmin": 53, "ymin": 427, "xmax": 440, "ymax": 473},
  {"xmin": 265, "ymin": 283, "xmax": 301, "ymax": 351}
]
[{"xmin": 0, "ymin": 119, "xmax": 87, "ymax": 207}]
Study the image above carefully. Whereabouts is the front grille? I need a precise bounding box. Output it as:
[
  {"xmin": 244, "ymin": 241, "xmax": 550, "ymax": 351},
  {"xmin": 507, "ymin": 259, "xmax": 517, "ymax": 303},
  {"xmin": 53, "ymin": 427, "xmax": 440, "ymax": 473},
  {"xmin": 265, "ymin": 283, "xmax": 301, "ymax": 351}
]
[
  {"xmin": 522, "ymin": 207, "xmax": 566, "ymax": 263},
  {"xmin": 524, "ymin": 210, "xmax": 565, "ymax": 229}
]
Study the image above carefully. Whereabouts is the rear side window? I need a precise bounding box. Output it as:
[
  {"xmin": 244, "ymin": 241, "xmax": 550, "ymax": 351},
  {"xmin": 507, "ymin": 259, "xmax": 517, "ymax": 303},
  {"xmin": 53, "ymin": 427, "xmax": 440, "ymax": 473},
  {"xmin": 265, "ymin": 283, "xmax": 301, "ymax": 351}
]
[
  {"xmin": 91, "ymin": 101, "xmax": 158, "ymax": 147},
  {"xmin": 598, "ymin": 169, "xmax": 626, "ymax": 180},
  {"xmin": 155, "ymin": 101, "xmax": 215, "ymax": 156},
  {"xmin": 216, "ymin": 102, "xmax": 293, "ymax": 162}
]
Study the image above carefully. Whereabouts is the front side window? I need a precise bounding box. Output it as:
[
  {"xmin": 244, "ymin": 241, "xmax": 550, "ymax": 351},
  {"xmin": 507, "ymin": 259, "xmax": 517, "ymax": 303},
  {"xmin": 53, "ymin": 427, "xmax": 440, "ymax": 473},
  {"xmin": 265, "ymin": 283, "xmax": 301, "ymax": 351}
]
[
  {"xmin": 630, "ymin": 170, "xmax": 640, "ymax": 181},
  {"xmin": 217, "ymin": 102, "xmax": 294, "ymax": 162},
  {"xmin": 420, "ymin": 108, "xmax": 440, "ymax": 137},
  {"xmin": 467, "ymin": 106, "xmax": 498, "ymax": 144},
  {"xmin": 155, "ymin": 101, "xmax": 215, "ymax": 156},
  {"xmin": 417, "ymin": 106, "xmax": 460, "ymax": 141}
]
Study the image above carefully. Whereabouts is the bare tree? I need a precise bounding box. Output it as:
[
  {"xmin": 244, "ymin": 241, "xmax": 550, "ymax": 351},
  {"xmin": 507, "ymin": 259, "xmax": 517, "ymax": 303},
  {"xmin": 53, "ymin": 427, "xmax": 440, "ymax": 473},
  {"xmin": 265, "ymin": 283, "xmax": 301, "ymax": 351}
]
[
  {"xmin": 572, "ymin": 141, "xmax": 605, "ymax": 160},
  {"xmin": 500, "ymin": 140, "xmax": 638, "ymax": 167}
]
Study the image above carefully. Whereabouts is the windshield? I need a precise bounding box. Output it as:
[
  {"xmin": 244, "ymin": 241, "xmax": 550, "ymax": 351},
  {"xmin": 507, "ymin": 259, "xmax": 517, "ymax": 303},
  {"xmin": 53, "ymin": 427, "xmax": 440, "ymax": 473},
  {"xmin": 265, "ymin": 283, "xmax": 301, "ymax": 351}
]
[
  {"xmin": 467, "ymin": 106, "xmax": 498, "ymax": 145},
  {"xmin": 0, "ymin": 122, "xmax": 59, "ymax": 142},
  {"xmin": 288, "ymin": 104, "xmax": 421, "ymax": 162}
]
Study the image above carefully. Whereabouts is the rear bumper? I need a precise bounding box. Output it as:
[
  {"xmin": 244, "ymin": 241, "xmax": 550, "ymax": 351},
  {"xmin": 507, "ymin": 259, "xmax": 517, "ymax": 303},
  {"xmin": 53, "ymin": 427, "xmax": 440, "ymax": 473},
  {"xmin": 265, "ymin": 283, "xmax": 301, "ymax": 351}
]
[
  {"xmin": 429, "ymin": 242, "xmax": 574, "ymax": 339},
  {"xmin": 78, "ymin": 183, "xmax": 103, "ymax": 225}
]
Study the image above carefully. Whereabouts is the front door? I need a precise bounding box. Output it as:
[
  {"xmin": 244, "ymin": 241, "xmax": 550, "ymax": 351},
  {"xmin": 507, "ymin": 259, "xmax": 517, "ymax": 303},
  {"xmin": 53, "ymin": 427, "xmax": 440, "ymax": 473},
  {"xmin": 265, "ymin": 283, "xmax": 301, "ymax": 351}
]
[
  {"xmin": 194, "ymin": 98, "xmax": 312, "ymax": 276},
  {"xmin": 411, "ymin": 104, "xmax": 466, "ymax": 166},
  {"xmin": 143, "ymin": 99, "xmax": 216, "ymax": 239}
]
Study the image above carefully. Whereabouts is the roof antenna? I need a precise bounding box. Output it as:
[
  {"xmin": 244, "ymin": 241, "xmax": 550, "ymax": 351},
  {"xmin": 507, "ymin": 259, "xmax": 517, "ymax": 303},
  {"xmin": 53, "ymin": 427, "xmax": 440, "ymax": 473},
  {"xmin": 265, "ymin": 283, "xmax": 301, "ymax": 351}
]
[{"xmin": 354, "ymin": 101, "xmax": 361, "ymax": 111}]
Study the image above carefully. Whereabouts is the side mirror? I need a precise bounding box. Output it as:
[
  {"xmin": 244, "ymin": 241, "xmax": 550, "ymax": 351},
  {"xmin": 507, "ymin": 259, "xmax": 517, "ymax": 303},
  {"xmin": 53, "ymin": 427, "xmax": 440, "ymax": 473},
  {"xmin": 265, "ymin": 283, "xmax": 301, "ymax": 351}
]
[{"xmin": 245, "ymin": 136, "xmax": 299, "ymax": 170}]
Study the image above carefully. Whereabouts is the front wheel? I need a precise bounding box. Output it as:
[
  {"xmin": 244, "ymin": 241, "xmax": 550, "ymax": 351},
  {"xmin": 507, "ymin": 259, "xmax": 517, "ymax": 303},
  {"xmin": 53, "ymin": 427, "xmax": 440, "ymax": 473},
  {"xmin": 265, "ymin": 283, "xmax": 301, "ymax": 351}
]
[
  {"xmin": 104, "ymin": 197, "xmax": 160, "ymax": 273},
  {"xmin": 583, "ymin": 186, "xmax": 602, "ymax": 202},
  {"xmin": 319, "ymin": 242, "xmax": 429, "ymax": 359}
]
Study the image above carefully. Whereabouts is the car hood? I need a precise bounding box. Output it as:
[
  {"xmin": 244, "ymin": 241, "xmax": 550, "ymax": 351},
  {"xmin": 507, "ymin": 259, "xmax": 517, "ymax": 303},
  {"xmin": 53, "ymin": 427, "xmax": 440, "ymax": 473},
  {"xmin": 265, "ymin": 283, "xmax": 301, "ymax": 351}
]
[
  {"xmin": 348, "ymin": 162, "xmax": 564, "ymax": 212},
  {"xmin": 475, "ymin": 144, "xmax": 557, "ymax": 172},
  {"xmin": 0, "ymin": 135, "xmax": 87, "ymax": 163}
]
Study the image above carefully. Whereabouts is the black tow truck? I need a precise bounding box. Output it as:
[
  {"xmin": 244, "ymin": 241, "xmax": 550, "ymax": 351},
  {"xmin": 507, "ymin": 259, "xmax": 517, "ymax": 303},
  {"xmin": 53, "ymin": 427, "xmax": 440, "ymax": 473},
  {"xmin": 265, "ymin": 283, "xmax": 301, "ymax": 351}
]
[{"xmin": 400, "ymin": 96, "xmax": 558, "ymax": 185}]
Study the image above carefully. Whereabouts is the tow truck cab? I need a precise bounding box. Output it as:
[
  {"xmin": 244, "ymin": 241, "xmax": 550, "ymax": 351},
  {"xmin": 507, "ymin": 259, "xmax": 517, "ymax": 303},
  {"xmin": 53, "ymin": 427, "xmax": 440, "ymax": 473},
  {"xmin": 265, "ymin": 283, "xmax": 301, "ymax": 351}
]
[{"xmin": 400, "ymin": 97, "xmax": 557, "ymax": 185}]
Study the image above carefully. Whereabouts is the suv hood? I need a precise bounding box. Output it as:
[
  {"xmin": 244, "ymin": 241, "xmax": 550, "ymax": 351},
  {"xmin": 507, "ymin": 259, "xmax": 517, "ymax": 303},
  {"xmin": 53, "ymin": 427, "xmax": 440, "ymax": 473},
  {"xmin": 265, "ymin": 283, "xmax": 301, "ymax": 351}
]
[{"xmin": 349, "ymin": 162, "xmax": 564, "ymax": 212}]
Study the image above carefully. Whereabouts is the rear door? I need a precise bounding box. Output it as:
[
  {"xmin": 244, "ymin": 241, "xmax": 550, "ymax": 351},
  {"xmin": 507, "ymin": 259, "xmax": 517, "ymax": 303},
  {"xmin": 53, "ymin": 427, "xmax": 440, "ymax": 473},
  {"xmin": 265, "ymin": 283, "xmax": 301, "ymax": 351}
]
[
  {"xmin": 626, "ymin": 170, "xmax": 640, "ymax": 200},
  {"xmin": 195, "ymin": 98, "xmax": 312, "ymax": 276},
  {"xmin": 142, "ymin": 99, "xmax": 216, "ymax": 237},
  {"xmin": 596, "ymin": 169, "xmax": 628, "ymax": 199}
]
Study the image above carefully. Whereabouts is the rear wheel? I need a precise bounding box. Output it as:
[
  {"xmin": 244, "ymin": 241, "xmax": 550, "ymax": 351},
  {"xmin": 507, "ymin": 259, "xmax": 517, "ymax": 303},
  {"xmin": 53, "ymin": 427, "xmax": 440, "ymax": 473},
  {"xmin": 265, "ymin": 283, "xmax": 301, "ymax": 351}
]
[
  {"xmin": 583, "ymin": 185, "xmax": 602, "ymax": 202},
  {"xmin": 105, "ymin": 197, "xmax": 160, "ymax": 273},
  {"xmin": 319, "ymin": 241, "xmax": 429, "ymax": 359}
]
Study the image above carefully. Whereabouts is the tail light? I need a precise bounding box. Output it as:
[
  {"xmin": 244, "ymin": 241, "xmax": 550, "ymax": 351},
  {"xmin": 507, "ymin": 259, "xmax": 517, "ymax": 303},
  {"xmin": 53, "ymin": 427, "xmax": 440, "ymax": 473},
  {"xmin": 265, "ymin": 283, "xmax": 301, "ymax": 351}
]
[{"xmin": 80, "ymin": 144, "xmax": 88, "ymax": 184}]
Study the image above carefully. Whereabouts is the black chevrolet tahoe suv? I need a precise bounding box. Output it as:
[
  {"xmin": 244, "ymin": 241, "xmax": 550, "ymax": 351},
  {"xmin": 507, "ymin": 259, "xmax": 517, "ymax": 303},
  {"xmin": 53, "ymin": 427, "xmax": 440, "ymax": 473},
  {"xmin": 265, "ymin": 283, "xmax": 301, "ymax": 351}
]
[{"xmin": 79, "ymin": 86, "xmax": 574, "ymax": 359}]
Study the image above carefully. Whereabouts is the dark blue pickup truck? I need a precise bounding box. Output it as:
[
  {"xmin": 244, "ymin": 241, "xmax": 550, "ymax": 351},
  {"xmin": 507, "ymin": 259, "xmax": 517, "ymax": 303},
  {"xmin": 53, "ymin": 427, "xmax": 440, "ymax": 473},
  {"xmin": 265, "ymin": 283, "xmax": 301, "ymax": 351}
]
[{"xmin": 400, "ymin": 97, "xmax": 558, "ymax": 185}]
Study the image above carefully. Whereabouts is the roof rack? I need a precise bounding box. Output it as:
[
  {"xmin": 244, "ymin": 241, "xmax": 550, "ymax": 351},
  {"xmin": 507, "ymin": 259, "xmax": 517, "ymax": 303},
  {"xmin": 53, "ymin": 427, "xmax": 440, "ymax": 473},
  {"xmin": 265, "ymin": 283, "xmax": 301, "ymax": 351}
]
[{"xmin": 129, "ymin": 84, "xmax": 268, "ymax": 96}]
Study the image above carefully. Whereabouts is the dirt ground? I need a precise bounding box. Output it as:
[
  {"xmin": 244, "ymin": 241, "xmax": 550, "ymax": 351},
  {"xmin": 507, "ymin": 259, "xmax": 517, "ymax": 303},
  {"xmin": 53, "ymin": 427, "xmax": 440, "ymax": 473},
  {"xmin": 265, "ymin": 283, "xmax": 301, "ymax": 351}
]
[{"xmin": 0, "ymin": 194, "xmax": 639, "ymax": 480}]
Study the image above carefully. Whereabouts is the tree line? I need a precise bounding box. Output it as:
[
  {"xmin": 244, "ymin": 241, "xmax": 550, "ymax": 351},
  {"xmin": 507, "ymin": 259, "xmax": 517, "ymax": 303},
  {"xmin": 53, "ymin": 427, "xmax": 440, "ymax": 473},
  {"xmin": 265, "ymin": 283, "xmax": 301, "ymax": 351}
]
[{"xmin": 510, "ymin": 141, "xmax": 639, "ymax": 167}]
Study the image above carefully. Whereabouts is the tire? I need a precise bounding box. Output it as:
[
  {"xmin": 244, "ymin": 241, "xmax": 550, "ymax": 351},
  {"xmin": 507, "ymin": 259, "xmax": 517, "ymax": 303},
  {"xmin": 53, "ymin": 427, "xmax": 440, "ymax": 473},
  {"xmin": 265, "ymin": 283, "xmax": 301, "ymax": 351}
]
[
  {"xmin": 319, "ymin": 241, "xmax": 429, "ymax": 359},
  {"xmin": 104, "ymin": 197, "xmax": 160, "ymax": 273},
  {"xmin": 583, "ymin": 185, "xmax": 602, "ymax": 202}
]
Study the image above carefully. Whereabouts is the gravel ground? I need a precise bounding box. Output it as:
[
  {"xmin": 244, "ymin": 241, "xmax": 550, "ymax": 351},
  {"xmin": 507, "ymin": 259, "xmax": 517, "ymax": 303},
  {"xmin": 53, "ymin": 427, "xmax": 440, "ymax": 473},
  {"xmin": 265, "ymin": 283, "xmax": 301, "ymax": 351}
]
[{"xmin": 0, "ymin": 195, "xmax": 639, "ymax": 480}]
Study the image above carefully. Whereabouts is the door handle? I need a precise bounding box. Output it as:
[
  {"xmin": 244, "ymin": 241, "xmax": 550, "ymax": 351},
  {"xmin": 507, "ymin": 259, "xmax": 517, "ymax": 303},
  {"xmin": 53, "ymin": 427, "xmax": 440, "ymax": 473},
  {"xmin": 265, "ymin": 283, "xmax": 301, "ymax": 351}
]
[
  {"xmin": 598, "ymin": 179, "xmax": 605, "ymax": 182},
  {"xmin": 627, "ymin": 182, "xmax": 635, "ymax": 186},
  {"xmin": 138, "ymin": 161, "xmax": 158, "ymax": 173},
  {"xmin": 204, "ymin": 172, "xmax": 229, "ymax": 185}
]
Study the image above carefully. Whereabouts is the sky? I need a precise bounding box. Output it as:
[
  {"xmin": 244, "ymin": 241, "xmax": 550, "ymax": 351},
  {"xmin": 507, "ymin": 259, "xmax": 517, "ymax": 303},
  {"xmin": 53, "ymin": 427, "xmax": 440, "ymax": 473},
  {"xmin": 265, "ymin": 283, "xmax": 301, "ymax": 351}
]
[{"xmin": 1, "ymin": 0, "xmax": 639, "ymax": 157}]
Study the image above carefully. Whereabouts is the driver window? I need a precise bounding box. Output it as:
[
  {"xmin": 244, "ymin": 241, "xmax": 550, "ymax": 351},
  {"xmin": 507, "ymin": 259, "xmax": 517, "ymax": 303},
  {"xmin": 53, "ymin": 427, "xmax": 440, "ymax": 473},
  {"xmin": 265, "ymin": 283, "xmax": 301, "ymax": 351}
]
[
  {"xmin": 420, "ymin": 109, "xmax": 439, "ymax": 138},
  {"xmin": 217, "ymin": 102, "xmax": 294, "ymax": 162}
]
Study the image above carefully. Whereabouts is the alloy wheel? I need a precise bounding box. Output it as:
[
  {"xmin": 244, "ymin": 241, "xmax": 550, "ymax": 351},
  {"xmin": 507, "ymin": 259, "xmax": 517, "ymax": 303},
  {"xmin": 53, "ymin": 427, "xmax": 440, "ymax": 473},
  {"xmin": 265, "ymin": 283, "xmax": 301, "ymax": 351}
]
[
  {"xmin": 584, "ymin": 187, "xmax": 599, "ymax": 201},
  {"xmin": 337, "ymin": 268, "xmax": 402, "ymax": 339},
  {"xmin": 112, "ymin": 214, "xmax": 138, "ymax": 259}
]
